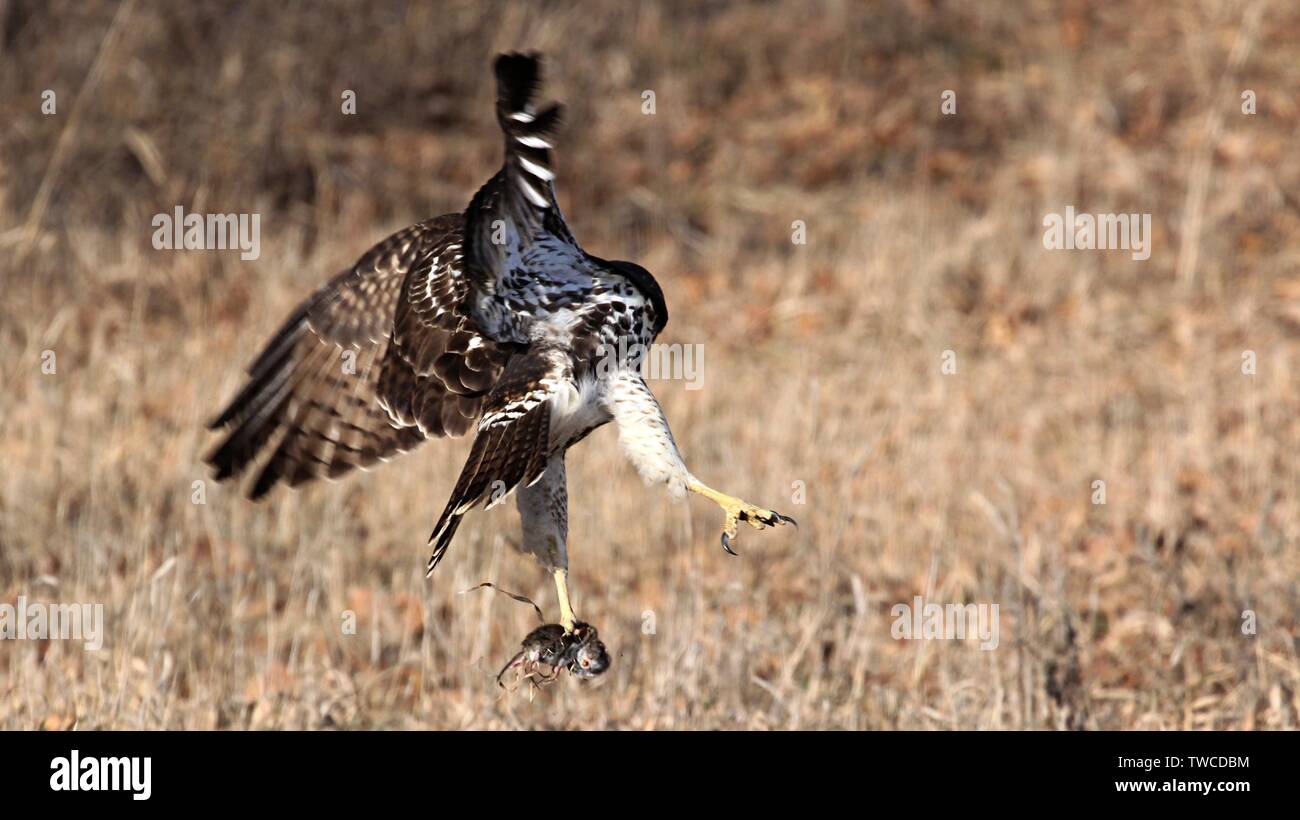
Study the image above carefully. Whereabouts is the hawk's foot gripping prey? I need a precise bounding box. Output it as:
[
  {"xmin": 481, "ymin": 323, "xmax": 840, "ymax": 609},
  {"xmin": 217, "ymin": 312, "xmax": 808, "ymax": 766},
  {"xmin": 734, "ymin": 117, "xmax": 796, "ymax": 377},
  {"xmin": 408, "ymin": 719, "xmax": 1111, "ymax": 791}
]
[{"xmin": 496, "ymin": 621, "xmax": 609, "ymax": 693}]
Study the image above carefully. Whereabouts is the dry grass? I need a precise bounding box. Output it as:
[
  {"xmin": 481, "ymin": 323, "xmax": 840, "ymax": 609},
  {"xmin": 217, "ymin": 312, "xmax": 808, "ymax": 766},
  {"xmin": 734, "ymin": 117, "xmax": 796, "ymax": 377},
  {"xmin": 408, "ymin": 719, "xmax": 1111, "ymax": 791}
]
[{"xmin": 1, "ymin": 0, "xmax": 1298, "ymax": 729}]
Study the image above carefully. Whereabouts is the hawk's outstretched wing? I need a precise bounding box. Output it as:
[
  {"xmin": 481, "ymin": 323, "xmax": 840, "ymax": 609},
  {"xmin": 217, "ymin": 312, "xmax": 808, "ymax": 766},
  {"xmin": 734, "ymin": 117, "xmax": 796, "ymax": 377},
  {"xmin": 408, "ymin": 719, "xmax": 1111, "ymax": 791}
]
[
  {"xmin": 205, "ymin": 215, "xmax": 516, "ymax": 499},
  {"xmin": 425, "ymin": 346, "xmax": 572, "ymax": 574}
]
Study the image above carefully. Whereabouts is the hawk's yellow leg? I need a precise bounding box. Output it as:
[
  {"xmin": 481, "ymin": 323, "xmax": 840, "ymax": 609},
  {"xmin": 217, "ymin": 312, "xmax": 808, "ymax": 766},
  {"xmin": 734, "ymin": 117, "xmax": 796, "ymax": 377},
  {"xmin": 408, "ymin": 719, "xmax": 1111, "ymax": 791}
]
[
  {"xmin": 553, "ymin": 569, "xmax": 577, "ymax": 634},
  {"xmin": 687, "ymin": 479, "xmax": 796, "ymax": 555}
]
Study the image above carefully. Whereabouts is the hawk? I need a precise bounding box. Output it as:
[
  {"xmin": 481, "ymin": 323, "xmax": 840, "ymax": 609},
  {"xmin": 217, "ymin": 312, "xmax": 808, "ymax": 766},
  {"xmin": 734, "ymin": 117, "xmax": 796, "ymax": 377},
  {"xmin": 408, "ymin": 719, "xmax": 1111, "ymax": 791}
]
[{"xmin": 205, "ymin": 53, "xmax": 794, "ymax": 637}]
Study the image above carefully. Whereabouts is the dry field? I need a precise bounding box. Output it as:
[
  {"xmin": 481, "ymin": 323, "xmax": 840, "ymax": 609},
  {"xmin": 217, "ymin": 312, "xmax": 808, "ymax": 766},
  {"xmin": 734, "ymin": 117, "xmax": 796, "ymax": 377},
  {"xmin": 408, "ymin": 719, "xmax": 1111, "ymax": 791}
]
[{"xmin": 1, "ymin": 0, "xmax": 1298, "ymax": 729}]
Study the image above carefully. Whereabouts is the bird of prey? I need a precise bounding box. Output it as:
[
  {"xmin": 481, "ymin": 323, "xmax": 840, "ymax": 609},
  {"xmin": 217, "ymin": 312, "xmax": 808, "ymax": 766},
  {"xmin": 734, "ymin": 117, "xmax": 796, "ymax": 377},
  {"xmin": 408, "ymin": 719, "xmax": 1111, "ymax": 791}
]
[{"xmin": 205, "ymin": 53, "xmax": 794, "ymax": 636}]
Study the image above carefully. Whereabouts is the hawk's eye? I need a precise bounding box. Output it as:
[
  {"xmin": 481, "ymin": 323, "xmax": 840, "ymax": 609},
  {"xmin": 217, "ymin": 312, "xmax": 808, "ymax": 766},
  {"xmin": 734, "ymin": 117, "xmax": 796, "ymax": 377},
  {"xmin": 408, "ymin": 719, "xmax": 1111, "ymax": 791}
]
[{"xmin": 580, "ymin": 658, "xmax": 590, "ymax": 668}]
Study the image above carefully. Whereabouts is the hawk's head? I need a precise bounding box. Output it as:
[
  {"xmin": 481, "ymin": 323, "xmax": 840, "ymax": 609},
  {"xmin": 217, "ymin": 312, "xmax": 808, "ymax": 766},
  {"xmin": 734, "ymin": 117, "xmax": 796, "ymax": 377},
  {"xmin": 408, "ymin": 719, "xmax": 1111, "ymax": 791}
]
[{"xmin": 604, "ymin": 259, "xmax": 669, "ymax": 339}]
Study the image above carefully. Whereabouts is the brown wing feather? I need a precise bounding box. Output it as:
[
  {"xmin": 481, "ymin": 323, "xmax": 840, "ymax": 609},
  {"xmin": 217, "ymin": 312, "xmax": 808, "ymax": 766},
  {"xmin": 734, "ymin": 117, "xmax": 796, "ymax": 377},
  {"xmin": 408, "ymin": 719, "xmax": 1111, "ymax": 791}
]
[
  {"xmin": 424, "ymin": 348, "xmax": 562, "ymax": 574},
  {"xmin": 205, "ymin": 214, "xmax": 514, "ymax": 500},
  {"xmin": 375, "ymin": 219, "xmax": 518, "ymax": 437}
]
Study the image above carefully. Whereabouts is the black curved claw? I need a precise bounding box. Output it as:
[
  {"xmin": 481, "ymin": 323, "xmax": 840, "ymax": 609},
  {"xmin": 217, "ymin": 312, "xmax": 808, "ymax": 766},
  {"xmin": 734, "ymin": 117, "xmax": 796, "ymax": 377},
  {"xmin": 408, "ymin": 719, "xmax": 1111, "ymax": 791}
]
[
  {"xmin": 721, "ymin": 531, "xmax": 739, "ymax": 556},
  {"xmin": 755, "ymin": 510, "xmax": 797, "ymax": 527}
]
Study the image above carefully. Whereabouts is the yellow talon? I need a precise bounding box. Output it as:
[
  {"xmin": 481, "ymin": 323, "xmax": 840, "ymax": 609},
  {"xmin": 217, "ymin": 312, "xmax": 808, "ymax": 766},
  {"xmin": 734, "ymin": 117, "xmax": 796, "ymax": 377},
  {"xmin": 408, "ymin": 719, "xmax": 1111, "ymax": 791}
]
[
  {"xmin": 687, "ymin": 480, "xmax": 796, "ymax": 555},
  {"xmin": 553, "ymin": 568, "xmax": 577, "ymax": 634}
]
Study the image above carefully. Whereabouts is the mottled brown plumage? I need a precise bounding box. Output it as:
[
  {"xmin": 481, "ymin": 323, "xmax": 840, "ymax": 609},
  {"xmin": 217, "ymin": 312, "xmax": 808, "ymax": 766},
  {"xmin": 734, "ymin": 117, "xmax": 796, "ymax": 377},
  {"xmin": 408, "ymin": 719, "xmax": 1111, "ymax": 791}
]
[{"xmin": 205, "ymin": 215, "xmax": 515, "ymax": 499}]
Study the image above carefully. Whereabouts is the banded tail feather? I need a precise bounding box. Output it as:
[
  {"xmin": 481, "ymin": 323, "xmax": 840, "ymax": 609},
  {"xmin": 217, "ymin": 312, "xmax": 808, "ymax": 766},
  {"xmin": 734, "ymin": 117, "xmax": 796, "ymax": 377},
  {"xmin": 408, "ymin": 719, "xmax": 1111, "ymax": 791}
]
[
  {"xmin": 493, "ymin": 52, "xmax": 563, "ymax": 212},
  {"xmin": 463, "ymin": 53, "xmax": 572, "ymax": 297}
]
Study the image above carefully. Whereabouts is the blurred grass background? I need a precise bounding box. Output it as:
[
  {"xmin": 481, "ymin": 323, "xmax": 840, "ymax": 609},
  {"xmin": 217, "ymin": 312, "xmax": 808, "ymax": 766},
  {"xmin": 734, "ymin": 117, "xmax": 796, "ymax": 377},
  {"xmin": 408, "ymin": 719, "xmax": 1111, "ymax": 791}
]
[{"xmin": 0, "ymin": 0, "xmax": 1297, "ymax": 728}]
